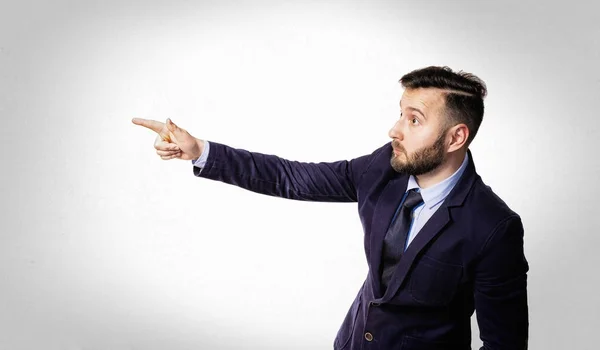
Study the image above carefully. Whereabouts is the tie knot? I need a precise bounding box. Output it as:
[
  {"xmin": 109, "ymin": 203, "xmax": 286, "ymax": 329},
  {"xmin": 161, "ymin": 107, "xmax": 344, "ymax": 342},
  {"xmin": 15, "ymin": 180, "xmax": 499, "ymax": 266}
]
[{"xmin": 403, "ymin": 189, "xmax": 423, "ymax": 209}]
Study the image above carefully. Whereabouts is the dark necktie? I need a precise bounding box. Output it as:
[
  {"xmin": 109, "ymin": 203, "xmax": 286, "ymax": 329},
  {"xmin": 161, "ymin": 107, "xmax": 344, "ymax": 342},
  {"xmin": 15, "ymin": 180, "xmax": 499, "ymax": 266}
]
[{"xmin": 380, "ymin": 189, "xmax": 424, "ymax": 293}]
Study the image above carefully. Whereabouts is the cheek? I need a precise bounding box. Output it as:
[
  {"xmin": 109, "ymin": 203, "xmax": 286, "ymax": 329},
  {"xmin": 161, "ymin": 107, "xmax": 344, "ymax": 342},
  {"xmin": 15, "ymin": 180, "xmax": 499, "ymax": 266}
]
[
  {"xmin": 403, "ymin": 138, "xmax": 420, "ymax": 153},
  {"xmin": 403, "ymin": 137, "xmax": 430, "ymax": 156},
  {"xmin": 415, "ymin": 131, "xmax": 438, "ymax": 147},
  {"xmin": 404, "ymin": 127, "xmax": 435, "ymax": 151}
]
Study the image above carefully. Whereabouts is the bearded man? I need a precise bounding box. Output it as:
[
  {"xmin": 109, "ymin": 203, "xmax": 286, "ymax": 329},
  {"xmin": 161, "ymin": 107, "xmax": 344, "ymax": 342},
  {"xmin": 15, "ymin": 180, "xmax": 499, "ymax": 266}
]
[{"xmin": 133, "ymin": 66, "xmax": 529, "ymax": 350}]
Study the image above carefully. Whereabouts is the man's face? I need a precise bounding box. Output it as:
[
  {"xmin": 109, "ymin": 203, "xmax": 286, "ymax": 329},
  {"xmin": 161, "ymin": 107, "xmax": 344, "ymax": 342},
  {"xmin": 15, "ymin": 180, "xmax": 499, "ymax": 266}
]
[{"xmin": 388, "ymin": 88, "xmax": 450, "ymax": 175}]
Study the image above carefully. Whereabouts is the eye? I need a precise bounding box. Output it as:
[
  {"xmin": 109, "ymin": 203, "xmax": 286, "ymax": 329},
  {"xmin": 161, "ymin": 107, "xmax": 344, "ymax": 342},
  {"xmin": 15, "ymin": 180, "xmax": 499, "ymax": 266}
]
[{"xmin": 410, "ymin": 117, "xmax": 420, "ymax": 126}]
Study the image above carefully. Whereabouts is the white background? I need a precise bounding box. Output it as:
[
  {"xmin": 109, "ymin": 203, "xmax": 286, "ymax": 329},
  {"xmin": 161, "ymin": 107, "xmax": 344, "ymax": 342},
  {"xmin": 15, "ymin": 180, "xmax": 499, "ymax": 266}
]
[{"xmin": 1, "ymin": 0, "xmax": 599, "ymax": 349}]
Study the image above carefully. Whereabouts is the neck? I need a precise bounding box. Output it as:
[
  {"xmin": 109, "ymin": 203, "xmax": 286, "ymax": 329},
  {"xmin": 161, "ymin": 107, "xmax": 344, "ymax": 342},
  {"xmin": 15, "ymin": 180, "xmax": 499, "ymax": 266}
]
[{"xmin": 415, "ymin": 150, "xmax": 467, "ymax": 189}]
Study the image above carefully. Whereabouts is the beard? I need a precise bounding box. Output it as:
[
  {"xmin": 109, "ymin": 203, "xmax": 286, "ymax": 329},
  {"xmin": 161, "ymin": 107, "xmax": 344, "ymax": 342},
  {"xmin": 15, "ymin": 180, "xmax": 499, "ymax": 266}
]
[{"xmin": 390, "ymin": 131, "xmax": 447, "ymax": 176}]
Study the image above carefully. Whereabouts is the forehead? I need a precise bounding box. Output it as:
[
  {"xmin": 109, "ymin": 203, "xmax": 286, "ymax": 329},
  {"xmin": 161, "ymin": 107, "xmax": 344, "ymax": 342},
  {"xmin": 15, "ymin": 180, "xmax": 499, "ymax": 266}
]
[{"xmin": 400, "ymin": 88, "xmax": 446, "ymax": 112}]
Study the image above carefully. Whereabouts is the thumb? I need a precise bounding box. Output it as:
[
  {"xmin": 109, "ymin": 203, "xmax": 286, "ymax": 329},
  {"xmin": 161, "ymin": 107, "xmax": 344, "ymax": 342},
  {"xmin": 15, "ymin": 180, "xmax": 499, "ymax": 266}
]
[{"xmin": 166, "ymin": 118, "xmax": 182, "ymax": 134}]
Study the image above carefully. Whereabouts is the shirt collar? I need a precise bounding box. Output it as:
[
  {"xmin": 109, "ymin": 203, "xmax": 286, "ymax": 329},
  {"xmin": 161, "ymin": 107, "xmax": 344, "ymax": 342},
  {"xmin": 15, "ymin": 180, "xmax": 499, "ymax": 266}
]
[{"xmin": 406, "ymin": 152, "xmax": 470, "ymax": 209}]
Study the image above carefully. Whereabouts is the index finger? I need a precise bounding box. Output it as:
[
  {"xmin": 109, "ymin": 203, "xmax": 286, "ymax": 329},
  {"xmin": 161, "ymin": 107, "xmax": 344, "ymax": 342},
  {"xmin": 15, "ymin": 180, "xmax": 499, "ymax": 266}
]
[{"xmin": 132, "ymin": 118, "xmax": 164, "ymax": 134}]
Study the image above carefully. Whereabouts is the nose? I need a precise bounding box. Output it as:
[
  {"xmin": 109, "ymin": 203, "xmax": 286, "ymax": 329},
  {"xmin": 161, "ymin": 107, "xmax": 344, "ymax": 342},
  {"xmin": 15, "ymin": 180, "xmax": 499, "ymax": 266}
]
[{"xmin": 389, "ymin": 120, "xmax": 403, "ymax": 140}]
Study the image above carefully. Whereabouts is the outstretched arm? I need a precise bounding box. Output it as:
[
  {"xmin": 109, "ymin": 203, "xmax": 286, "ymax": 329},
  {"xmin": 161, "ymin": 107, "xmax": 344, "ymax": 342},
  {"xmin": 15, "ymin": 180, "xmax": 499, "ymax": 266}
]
[
  {"xmin": 132, "ymin": 117, "xmax": 382, "ymax": 202},
  {"xmin": 194, "ymin": 140, "xmax": 376, "ymax": 202}
]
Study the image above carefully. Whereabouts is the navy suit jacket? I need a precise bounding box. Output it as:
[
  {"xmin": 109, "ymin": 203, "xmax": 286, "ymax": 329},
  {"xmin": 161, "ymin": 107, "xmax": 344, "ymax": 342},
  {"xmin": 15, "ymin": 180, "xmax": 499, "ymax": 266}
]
[{"xmin": 193, "ymin": 141, "xmax": 529, "ymax": 350}]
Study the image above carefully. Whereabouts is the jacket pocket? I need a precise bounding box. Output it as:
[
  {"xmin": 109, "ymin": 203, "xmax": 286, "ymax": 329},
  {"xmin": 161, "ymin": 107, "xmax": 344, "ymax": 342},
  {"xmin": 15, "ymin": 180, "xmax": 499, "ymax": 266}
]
[
  {"xmin": 334, "ymin": 293, "xmax": 362, "ymax": 350},
  {"xmin": 409, "ymin": 254, "xmax": 463, "ymax": 306}
]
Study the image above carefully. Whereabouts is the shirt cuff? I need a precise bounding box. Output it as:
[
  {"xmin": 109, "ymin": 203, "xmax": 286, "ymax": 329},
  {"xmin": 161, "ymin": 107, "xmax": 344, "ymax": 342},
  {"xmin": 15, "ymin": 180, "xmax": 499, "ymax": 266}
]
[{"xmin": 191, "ymin": 140, "xmax": 210, "ymax": 169}]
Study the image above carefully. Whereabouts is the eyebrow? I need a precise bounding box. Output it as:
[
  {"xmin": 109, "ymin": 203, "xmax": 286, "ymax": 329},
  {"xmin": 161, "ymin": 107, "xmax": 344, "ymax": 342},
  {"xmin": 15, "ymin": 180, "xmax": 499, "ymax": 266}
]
[{"xmin": 399, "ymin": 101, "xmax": 427, "ymax": 120}]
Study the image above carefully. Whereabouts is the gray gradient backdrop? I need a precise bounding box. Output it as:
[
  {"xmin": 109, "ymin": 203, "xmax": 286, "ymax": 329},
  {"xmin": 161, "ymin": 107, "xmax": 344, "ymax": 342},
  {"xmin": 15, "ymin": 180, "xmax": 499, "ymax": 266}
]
[{"xmin": 1, "ymin": 0, "xmax": 599, "ymax": 349}]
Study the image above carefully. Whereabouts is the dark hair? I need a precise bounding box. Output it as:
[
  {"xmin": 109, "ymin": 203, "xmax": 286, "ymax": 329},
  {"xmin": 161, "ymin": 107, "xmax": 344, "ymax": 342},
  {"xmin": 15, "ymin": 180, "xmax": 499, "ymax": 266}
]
[{"xmin": 399, "ymin": 66, "xmax": 487, "ymax": 146}]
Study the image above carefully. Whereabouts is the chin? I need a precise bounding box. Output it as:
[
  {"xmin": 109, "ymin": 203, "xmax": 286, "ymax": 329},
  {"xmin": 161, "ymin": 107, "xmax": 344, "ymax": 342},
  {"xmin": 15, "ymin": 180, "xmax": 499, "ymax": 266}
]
[
  {"xmin": 391, "ymin": 158, "xmax": 407, "ymax": 170},
  {"xmin": 395, "ymin": 153, "xmax": 409, "ymax": 163}
]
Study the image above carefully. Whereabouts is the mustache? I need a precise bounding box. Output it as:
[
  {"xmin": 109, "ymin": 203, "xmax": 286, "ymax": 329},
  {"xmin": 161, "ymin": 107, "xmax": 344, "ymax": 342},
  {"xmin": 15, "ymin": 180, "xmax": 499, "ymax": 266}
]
[{"xmin": 392, "ymin": 140, "xmax": 405, "ymax": 153}]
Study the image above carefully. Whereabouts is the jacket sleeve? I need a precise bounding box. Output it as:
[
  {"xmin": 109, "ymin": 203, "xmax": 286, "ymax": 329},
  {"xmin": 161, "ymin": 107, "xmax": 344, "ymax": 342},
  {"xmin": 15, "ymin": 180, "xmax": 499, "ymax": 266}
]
[
  {"xmin": 192, "ymin": 141, "xmax": 387, "ymax": 202},
  {"xmin": 475, "ymin": 215, "xmax": 529, "ymax": 349}
]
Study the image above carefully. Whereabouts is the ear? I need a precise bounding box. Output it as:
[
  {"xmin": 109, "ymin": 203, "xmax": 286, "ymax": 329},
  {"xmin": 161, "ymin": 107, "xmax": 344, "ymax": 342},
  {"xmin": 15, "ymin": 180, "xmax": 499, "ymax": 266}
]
[{"xmin": 446, "ymin": 124, "xmax": 469, "ymax": 152}]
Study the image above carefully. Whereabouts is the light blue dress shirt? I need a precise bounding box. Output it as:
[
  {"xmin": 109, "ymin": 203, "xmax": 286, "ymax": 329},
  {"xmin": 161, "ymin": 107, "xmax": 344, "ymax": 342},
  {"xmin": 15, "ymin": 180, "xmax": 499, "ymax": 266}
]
[{"xmin": 192, "ymin": 141, "xmax": 469, "ymax": 249}]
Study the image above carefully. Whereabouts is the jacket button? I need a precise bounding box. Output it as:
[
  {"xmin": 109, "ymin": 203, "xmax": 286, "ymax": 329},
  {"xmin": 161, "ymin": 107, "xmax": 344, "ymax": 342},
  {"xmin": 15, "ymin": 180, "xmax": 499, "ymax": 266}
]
[{"xmin": 364, "ymin": 332, "xmax": 374, "ymax": 341}]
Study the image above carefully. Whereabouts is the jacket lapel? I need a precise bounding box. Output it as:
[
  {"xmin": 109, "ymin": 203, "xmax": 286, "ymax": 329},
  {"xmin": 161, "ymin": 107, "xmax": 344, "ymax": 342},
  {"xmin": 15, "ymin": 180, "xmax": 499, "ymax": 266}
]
[{"xmin": 369, "ymin": 175, "xmax": 409, "ymax": 298}]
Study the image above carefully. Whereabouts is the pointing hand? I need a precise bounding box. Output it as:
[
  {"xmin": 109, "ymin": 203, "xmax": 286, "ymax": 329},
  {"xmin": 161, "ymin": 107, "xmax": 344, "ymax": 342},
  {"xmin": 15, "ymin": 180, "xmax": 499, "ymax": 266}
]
[{"xmin": 132, "ymin": 118, "xmax": 204, "ymax": 161}]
